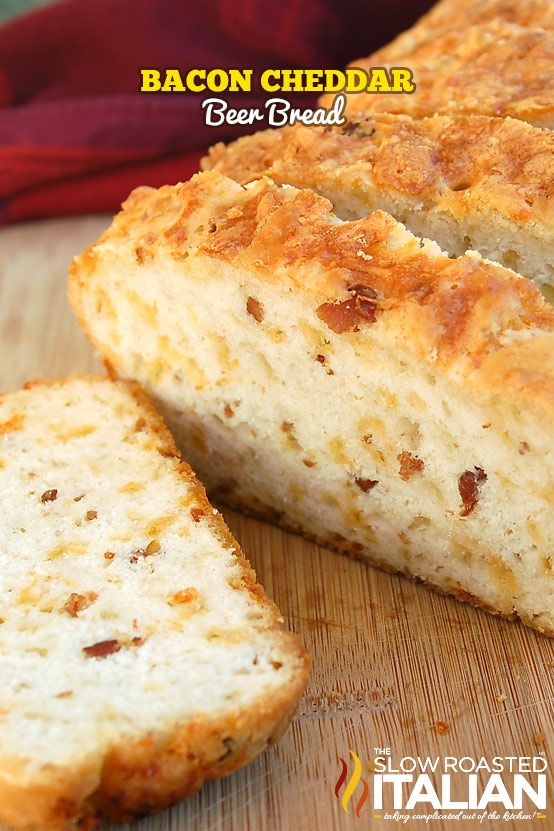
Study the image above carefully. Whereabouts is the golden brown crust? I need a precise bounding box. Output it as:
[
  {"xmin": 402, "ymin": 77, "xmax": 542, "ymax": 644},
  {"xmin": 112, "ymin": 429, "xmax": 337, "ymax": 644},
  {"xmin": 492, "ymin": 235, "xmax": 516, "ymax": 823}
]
[
  {"xmin": 92, "ymin": 675, "xmax": 305, "ymax": 822},
  {"xmin": 374, "ymin": 0, "xmax": 554, "ymax": 61},
  {"xmin": 203, "ymin": 113, "xmax": 554, "ymax": 229},
  {"xmin": 0, "ymin": 375, "xmax": 309, "ymax": 830},
  {"xmin": 321, "ymin": 21, "xmax": 554, "ymax": 128},
  {"xmin": 0, "ymin": 679, "xmax": 307, "ymax": 830},
  {"xmin": 70, "ymin": 171, "xmax": 554, "ymax": 428}
]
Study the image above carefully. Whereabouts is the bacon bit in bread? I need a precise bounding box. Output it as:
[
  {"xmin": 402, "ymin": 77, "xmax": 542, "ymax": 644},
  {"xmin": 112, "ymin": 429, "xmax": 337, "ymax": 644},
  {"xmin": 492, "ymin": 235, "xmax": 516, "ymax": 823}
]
[
  {"xmin": 281, "ymin": 420, "xmax": 294, "ymax": 432},
  {"xmin": 398, "ymin": 451, "xmax": 424, "ymax": 480},
  {"xmin": 41, "ymin": 489, "xmax": 58, "ymax": 503},
  {"xmin": 347, "ymin": 283, "xmax": 378, "ymax": 299},
  {"xmin": 130, "ymin": 539, "xmax": 161, "ymax": 563},
  {"xmin": 132, "ymin": 636, "xmax": 144, "ymax": 647},
  {"xmin": 355, "ymin": 477, "xmax": 379, "ymax": 492},
  {"xmin": 169, "ymin": 587, "xmax": 200, "ymax": 605},
  {"xmin": 434, "ymin": 720, "xmax": 449, "ymax": 735},
  {"xmin": 85, "ymin": 510, "xmax": 97, "ymax": 521},
  {"xmin": 224, "ymin": 404, "xmax": 234, "ymax": 418},
  {"xmin": 104, "ymin": 551, "xmax": 116, "ymax": 561},
  {"xmin": 459, "ymin": 467, "xmax": 487, "ymax": 516},
  {"xmin": 190, "ymin": 507, "xmax": 205, "ymax": 522},
  {"xmin": 246, "ymin": 296, "xmax": 264, "ymax": 322},
  {"xmin": 0, "ymin": 413, "xmax": 25, "ymax": 434},
  {"xmin": 342, "ymin": 120, "xmax": 360, "ymax": 135},
  {"xmin": 315, "ymin": 354, "xmax": 326, "ymax": 364},
  {"xmin": 316, "ymin": 285, "xmax": 378, "ymax": 334},
  {"xmin": 63, "ymin": 591, "xmax": 98, "ymax": 617},
  {"xmin": 83, "ymin": 639, "xmax": 121, "ymax": 659}
]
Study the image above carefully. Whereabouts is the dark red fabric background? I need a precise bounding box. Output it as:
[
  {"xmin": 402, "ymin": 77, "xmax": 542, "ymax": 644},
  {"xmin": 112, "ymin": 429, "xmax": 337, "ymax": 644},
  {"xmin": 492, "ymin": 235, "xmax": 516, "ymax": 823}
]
[{"xmin": 0, "ymin": 0, "xmax": 432, "ymax": 223}]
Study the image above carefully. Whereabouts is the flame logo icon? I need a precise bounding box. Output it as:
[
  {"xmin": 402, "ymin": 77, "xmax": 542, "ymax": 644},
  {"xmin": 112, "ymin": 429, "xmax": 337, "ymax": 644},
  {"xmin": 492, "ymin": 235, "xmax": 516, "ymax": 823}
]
[{"xmin": 335, "ymin": 750, "xmax": 369, "ymax": 817}]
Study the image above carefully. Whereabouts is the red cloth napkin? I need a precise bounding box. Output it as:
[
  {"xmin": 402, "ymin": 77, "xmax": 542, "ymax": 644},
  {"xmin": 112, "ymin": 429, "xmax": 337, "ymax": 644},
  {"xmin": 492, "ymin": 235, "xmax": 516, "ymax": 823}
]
[{"xmin": 0, "ymin": 0, "xmax": 432, "ymax": 223}]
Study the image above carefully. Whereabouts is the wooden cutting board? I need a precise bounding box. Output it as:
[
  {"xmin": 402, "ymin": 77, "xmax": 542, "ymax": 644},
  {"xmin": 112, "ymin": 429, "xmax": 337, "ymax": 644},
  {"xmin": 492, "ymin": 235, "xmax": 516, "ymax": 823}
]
[{"xmin": 1, "ymin": 216, "xmax": 553, "ymax": 831}]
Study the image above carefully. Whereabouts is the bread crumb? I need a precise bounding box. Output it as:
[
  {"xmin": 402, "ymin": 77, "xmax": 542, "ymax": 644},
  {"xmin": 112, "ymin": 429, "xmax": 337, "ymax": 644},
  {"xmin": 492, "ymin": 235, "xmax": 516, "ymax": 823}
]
[
  {"xmin": 534, "ymin": 732, "xmax": 546, "ymax": 748},
  {"xmin": 434, "ymin": 720, "xmax": 449, "ymax": 735}
]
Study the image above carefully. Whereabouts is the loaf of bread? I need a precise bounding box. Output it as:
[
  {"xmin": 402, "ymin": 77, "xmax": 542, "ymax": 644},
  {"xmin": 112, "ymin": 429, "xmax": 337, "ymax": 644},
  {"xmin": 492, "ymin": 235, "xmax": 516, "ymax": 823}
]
[
  {"xmin": 0, "ymin": 376, "xmax": 308, "ymax": 830},
  {"xmin": 69, "ymin": 172, "xmax": 554, "ymax": 636},
  {"xmin": 320, "ymin": 21, "xmax": 554, "ymax": 128},
  {"xmin": 203, "ymin": 113, "xmax": 554, "ymax": 292},
  {"xmin": 372, "ymin": 0, "xmax": 554, "ymax": 62}
]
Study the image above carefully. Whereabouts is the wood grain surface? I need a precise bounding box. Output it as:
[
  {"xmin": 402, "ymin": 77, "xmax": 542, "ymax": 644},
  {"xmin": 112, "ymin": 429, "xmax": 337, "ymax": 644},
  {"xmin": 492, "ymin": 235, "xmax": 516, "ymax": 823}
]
[{"xmin": 0, "ymin": 216, "xmax": 553, "ymax": 831}]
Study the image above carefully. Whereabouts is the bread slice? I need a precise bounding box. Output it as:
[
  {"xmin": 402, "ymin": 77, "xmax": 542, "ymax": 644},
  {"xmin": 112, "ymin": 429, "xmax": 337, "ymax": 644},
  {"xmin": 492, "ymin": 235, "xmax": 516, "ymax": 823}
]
[
  {"xmin": 372, "ymin": 0, "xmax": 554, "ymax": 62},
  {"xmin": 320, "ymin": 21, "xmax": 554, "ymax": 129},
  {"xmin": 0, "ymin": 376, "xmax": 308, "ymax": 831},
  {"xmin": 69, "ymin": 171, "xmax": 554, "ymax": 637},
  {"xmin": 203, "ymin": 113, "xmax": 554, "ymax": 292}
]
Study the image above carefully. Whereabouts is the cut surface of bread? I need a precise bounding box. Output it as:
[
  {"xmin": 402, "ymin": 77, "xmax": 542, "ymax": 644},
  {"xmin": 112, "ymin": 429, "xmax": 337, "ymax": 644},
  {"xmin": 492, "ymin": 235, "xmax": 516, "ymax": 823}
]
[
  {"xmin": 69, "ymin": 171, "xmax": 554, "ymax": 637},
  {"xmin": 0, "ymin": 376, "xmax": 308, "ymax": 831},
  {"xmin": 320, "ymin": 21, "xmax": 554, "ymax": 129},
  {"xmin": 373, "ymin": 0, "xmax": 554, "ymax": 61},
  {"xmin": 203, "ymin": 114, "xmax": 554, "ymax": 291}
]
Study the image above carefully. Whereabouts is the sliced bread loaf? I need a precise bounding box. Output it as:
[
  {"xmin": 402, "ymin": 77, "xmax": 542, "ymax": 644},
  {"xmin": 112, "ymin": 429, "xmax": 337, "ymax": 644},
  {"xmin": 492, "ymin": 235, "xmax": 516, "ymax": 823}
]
[
  {"xmin": 203, "ymin": 114, "xmax": 554, "ymax": 291},
  {"xmin": 0, "ymin": 376, "xmax": 308, "ymax": 830},
  {"xmin": 69, "ymin": 172, "xmax": 554, "ymax": 636},
  {"xmin": 320, "ymin": 21, "xmax": 554, "ymax": 129}
]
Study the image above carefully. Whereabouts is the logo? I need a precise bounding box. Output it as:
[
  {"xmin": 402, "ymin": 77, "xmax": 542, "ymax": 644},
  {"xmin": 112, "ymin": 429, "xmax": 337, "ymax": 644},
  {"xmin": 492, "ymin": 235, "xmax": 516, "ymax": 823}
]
[
  {"xmin": 335, "ymin": 751, "xmax": 369, "ymax": 817},
  {"xmin": 334, "ymin": 748, "xmax": 548, "ymax": 823}
]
